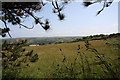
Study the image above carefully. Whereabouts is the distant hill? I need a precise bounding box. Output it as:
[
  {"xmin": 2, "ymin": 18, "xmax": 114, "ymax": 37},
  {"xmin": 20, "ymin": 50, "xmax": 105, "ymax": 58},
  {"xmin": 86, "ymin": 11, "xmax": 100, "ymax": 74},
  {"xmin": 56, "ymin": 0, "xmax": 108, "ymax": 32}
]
[
  {"xmin": 2, "ymin": 33, "xmax": 120, "ymax": 46},
  {"xmin": 2, "ymin": 36, "xmax": 83, "ymax": 46}
]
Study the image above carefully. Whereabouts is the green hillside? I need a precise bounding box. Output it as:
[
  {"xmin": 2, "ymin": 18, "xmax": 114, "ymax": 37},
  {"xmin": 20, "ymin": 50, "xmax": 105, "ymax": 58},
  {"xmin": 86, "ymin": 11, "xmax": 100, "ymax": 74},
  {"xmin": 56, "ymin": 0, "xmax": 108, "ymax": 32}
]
[
  {"xmin": 15, "ymin": 36, "xmax": 120, "ymax": 79},
  {"xmin": 2, "ymin": 33, "xmax": 120, "ymax": 79}
]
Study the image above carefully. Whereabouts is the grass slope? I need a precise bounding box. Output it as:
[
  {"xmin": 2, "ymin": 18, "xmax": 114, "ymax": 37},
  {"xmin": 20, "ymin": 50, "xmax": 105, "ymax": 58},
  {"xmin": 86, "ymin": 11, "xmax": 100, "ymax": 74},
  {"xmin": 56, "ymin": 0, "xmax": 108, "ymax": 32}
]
[{"xmin": 17, "ymin": 37, "xmax": 120, "ymax": 79}]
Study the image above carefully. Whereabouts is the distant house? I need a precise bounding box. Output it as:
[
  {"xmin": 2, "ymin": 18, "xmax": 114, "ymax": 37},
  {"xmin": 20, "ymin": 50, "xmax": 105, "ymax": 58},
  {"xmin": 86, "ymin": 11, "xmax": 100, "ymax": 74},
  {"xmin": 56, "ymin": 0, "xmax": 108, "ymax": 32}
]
[{"xmin": 29, "ymin": 44, "xmax": 39, "ymax": 46}]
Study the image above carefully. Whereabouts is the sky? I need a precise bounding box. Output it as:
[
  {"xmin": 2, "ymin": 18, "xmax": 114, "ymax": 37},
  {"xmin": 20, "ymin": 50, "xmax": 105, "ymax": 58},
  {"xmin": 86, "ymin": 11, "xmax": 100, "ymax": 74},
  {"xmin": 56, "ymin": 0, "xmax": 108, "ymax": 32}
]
[{"xmin": 1, "ymin": 2, "xmax": 118, "ymax": 38}]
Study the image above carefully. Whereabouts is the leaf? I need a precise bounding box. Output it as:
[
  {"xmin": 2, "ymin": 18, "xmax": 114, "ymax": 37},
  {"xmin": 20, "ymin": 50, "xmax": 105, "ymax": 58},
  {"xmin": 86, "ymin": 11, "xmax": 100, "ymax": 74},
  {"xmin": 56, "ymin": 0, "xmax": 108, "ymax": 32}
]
[
  {"xmin": 29, "ymin": 50, "xmax": 33, "ymax": 56},
  {"xmin": 22, "ymin": 48, "xmax": 26, "ymax": 52}
]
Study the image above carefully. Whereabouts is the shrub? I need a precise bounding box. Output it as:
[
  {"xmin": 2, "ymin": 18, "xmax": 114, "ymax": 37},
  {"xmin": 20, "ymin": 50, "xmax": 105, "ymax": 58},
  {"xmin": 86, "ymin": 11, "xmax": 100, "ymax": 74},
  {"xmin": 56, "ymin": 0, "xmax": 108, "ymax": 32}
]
[{"xmin": 2, "ymin": 39, "xmax": 39, "ymax": 79}]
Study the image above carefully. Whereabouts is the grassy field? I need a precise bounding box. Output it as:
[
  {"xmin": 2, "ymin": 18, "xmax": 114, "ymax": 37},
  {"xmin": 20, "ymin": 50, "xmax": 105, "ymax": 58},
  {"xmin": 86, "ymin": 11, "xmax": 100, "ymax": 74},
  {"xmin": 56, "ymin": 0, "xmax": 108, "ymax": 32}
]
[{"xmin": 11, "ymin": 37, "xmax": 120, "ymax": 79}]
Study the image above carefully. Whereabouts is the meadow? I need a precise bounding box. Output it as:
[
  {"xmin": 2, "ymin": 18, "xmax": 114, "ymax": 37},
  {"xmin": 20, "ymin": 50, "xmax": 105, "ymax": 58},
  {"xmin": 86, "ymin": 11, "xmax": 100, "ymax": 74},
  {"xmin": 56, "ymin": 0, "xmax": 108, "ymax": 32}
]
[
  {"xmin": 2, "ymin": 33, "xmax": 120, "ymax": 79},
  {"xmin": 14, "ymin": 36, "xmax": 120, "ymax": 79}
]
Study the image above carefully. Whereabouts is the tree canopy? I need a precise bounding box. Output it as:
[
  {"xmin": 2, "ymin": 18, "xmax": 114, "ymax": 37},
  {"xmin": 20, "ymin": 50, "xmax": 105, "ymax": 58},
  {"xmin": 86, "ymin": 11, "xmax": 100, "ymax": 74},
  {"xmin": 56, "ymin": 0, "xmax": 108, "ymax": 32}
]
[{"xmin": 0, "ymin": 0, "xmax": 113, "ymax": 38}]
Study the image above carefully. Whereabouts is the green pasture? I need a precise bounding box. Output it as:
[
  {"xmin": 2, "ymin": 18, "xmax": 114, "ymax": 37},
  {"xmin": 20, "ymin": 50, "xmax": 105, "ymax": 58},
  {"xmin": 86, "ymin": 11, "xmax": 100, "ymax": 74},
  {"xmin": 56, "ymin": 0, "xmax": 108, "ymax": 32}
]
[{"xmin": 13, "ymin": 37, "xmax": 120, "ymax": 79}]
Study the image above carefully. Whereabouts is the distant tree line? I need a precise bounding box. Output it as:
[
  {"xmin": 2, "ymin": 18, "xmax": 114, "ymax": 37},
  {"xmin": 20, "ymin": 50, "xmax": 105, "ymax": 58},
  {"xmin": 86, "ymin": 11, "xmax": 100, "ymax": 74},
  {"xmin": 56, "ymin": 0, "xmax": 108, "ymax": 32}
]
[{"xmin": 72, "ymin": 33, "xmax": 120, "ymax": 42}]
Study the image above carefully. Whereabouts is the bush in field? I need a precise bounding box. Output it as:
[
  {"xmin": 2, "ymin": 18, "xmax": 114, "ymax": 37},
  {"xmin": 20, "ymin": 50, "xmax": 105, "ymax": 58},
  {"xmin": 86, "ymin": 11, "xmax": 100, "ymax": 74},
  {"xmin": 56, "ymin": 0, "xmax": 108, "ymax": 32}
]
[{"xmin": 2, "ymin": 39, "xmax": 38, "ymax": 79}]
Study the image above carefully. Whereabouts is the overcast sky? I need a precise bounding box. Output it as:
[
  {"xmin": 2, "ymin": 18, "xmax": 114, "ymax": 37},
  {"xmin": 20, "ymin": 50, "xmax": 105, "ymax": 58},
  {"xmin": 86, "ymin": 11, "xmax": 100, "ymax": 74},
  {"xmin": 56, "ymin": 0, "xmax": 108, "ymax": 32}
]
[{"xmin": 1, "ymin": 2, "xmax": 118, "ymax": 38}]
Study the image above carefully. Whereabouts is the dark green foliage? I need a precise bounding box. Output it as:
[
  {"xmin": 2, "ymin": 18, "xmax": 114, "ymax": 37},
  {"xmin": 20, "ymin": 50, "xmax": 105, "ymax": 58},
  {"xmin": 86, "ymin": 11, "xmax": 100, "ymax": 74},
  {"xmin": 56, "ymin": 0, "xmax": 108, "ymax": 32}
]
[
  {"xmin": 30, "ymin": 54, "xmax": 39, "ymax": 62},
  {"xmin": 73, "ymin": 33, "xmax": 119, "ymax": 42},
  {"xmin": 109, "ymin": 33, "xmax": 120, "ymax": 38},
  {"xmin": 2, "ymin": 39, "xmax": 39, "ymax": 79},
  {"xmin": 22, "ymin": 48, "xmax": 26, "ymax": 52},
  {"xmin": 1, "ymin": 28, "xmax": 10, "ymax": 37},
  {"xmin": 29, "ymin": 50, "xmax": 33, "ymax": 56}
]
